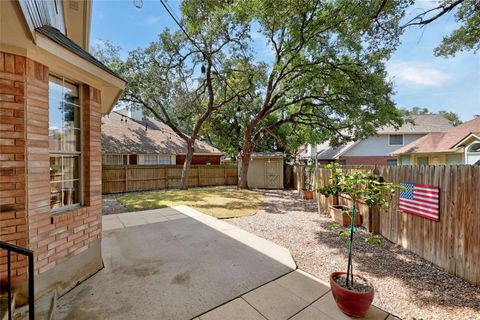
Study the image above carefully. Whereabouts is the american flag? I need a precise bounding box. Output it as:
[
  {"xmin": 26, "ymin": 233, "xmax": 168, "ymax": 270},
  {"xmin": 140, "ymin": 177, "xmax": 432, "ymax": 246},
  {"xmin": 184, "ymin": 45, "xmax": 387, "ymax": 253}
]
[{"xmin": 399, "ymin": 183, "xmax": 440, "ymax": 221}]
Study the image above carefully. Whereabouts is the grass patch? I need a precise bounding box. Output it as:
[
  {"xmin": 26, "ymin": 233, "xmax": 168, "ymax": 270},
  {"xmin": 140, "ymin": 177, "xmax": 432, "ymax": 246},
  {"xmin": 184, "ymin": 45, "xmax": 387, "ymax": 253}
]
[{"xmin": 117, "ymin": 187, "xmax": 264, "ymax": 218}]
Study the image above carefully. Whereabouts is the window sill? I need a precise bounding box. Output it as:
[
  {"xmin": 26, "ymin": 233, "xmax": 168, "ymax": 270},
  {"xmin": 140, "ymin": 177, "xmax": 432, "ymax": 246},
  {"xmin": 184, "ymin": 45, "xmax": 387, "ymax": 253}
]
[{"xmin": 51, "ymin": 204, "xmax": 81, "ymax": 215}]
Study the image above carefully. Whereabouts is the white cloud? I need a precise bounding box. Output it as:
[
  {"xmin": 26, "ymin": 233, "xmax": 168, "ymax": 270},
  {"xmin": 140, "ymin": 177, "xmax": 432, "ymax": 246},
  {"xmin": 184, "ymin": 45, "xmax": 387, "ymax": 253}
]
[
  {"xmin": 387, "ymin": 61, "xmax": 451, "ymax": 86},
  {"xmin": 146, "ymin": 16, "xmax": 160, "ymax": 25}
]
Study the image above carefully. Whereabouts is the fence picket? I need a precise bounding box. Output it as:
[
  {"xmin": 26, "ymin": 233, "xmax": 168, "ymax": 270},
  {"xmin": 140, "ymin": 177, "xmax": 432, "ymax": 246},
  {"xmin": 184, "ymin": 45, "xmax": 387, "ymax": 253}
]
[
  {"xmin": 308, "ymin": 164, "xmax": 479, "ymax": 286},
  {"xmin": 102, "ymin": 165, "xmax": 238, "ymax": 194}
]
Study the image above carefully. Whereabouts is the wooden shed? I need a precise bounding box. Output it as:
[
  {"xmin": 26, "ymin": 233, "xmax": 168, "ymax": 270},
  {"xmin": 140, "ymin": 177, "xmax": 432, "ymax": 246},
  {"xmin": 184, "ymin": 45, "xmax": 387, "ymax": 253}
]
[{"xmin": 244, "ymin": 152, "xmax": 284, "ymax": 189}]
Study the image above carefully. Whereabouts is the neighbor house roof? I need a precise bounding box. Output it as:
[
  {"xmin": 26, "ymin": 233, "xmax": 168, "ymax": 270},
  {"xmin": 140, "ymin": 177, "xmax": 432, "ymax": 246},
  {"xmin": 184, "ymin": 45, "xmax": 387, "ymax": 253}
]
[
  {"xmin": 36, "ymin": 25, "xmax": 124, "ymax": 81},
  {"xmin": 377, "ymin": 114, "xmax": 453, "ymax": 134},
  {"xmin": 392, "ymin": 118, "xmax": 480, "ymax": 155},
  {"xmin": 102, "ymin": 111, "xmax": 222, "ymax": 155},
  {"xmin": 300, "ymin": 114, "xmax": 454, "ymax": 160}
]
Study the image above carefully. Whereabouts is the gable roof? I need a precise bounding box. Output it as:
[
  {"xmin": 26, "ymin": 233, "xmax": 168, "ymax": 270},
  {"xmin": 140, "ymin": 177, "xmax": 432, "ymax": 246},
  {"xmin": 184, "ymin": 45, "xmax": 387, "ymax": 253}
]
[
  {"xmin": 377, "ymin": 114, "xmax": 453, "ymax": 134},
  {"xmin": 392, "ymin": 117, "xmax": 480, "ymax": 155},
  {"xmin": 101, "ymin": 111, "xmax": 222, "ymax": 155},
  {"xmin": 35, "ymin": 25, "xmax": 124, "ymax": 81},
  {"xmin": 300, "ymin": 114, "xmax": 453, "ymax": 160}
]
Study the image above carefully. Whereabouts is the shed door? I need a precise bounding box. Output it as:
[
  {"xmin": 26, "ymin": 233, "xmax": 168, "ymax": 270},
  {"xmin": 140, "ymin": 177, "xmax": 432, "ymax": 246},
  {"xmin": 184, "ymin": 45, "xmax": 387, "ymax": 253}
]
[{"xmin": 265, "ymin": 160, "xmax": 280, "ymax": 189}]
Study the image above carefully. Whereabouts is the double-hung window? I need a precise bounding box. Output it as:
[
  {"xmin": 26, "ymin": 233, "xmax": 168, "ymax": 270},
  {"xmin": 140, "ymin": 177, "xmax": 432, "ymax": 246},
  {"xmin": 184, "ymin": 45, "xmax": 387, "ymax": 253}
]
[
  {"xmin": 389, "ymin": 134, "xmax": 404, "ymax": 146},
  {"xmin": 49, "ymin": 76, "xmax": 81, "ymax": 210}
]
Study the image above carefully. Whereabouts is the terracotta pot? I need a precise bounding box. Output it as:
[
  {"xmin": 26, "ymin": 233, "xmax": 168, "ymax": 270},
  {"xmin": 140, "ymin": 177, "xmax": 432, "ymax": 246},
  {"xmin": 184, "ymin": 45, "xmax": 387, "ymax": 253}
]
[{"xmin": 329, "ymin": 272, "xmax": 374, "ymax": 318}]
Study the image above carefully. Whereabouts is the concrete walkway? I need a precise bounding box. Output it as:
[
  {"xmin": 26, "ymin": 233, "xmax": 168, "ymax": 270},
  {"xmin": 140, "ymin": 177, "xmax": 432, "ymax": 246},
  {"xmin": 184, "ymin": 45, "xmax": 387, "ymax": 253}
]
[
  {"xmin": 55, "ymin": 206, "xmax": 395, "ymax": 320},
  {"xmin": 197, "ymin": 269, "xmax": 396, "ymax": 320},
  {"xmin": 55, "ymin": 207, "xmax": 295, "ymax": 319}
]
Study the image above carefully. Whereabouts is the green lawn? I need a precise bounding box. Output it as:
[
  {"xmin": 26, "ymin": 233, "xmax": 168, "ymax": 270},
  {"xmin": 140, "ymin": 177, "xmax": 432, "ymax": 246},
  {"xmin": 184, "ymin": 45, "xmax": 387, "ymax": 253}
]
[{"xmin": 117, "ymin": 187, "xmax": 264, "ymax": 219}]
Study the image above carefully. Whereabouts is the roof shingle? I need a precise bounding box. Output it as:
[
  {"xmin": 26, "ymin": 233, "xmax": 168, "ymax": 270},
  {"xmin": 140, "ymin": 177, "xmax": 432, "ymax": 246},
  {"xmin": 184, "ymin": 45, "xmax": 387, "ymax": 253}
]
[
  {"xmin": 101, "ymin": 111, "xmax": 222, "ymax": 155},
  {"xmin": 393, "ymin": 117, "xmax": 480, "ymax": 155}
]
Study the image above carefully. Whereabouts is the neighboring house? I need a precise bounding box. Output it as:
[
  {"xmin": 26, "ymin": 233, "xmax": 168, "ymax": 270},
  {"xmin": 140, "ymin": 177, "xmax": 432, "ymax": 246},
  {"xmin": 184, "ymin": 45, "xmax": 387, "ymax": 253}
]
[
  {"xmin": 393, "ymin": 118, "xmax": 480, "ymax": 165},
  {"xmin": 1, "ymin": 0, "xmax": 125, "ymax": 303},
  {"xmin": 101, "ymin": 109, "xmax": 223, "ymax": 166},
  {"xmin": 300, "ymin": 115, "xmax": 453, "ymax": 166}
]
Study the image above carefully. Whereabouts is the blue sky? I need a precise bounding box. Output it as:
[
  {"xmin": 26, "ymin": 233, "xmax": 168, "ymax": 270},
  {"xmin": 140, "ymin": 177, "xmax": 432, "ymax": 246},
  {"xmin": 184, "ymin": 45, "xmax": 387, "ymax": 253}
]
[{"xmin": 91, "ymin": 0, "xmax": 479, "ymax": 121}]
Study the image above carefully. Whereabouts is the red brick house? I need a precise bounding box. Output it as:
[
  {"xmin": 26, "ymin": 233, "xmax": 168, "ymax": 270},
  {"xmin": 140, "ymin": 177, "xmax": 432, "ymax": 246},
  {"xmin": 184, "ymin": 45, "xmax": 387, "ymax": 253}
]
[
  {"xmin": 102, "ymin": 109, "xmax": 223, "ymax": 166},
  {"xmin": 0, "ymin": 0, "xmax": 125, "ymax": 304}
]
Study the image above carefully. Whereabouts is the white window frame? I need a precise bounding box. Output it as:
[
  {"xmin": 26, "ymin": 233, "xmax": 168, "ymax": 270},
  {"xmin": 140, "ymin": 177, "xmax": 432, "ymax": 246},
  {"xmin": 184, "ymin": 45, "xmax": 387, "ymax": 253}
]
[
  {"xmin": 389, "ymin": 134, "xmax": 404, "ymax": 146},
  {"xmin": 138, "ymin": 154, "xmax": 172, "ymax": 165},
  {"xmin": 387, "ymin": 159, "xmax": 397, "ymax": 166},
  {"xmin": 102, "ymin": 154, "xmax": 129, "ymax": 165},
  {"xmin": 49, "ymin": 75, "xmax": 83, "ymax": 212}
]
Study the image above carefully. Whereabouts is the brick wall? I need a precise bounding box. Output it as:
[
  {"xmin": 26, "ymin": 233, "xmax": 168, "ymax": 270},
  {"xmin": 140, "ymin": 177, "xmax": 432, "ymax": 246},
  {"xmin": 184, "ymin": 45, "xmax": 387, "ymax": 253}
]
[
  {"xmin": 338, "ymin": 156, "xmax": 396, "ymax": 166},
  {"xmin": 0, "ymin": 52, "xmax": 28, "ymax": 284},
  {"xmin": 0, "ymin": 51, "xmax": 103, "ymax": 287},
  {"xmin": 176, "ymin": 154, "xmax": 221, "ymax": 165}
]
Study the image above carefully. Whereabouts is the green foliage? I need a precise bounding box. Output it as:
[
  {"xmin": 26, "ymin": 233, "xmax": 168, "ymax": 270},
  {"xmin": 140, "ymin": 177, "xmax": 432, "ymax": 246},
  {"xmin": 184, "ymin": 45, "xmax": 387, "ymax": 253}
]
[
  {"xmin": 317, "ymin": 163, "xmax": 404, "ymax": 206},
  {"xmin": 205, "ymin": 0, "xmax": 413, "ymax": 166},
  {"xmin": 365, "ymin": 235, "xmax": 382, "ymax": 246},
  {"xmin": 399, "ymin": 107, "xmax": 463, "ymax": 126},
  {"xmin": 317, "ymin": 163, "xmax": 404, "ymax": 283},
  {"xmin": 434, "ymin": 0, "xmax": 480, "ymax": 57}
]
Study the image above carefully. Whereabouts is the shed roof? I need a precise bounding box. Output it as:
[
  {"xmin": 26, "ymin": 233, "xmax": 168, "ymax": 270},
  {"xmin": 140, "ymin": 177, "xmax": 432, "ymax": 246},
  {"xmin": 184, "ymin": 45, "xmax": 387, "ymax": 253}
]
[
  {"xmin": 101, "ymin": 111, "xmax": 222, "ymax": 155},
  {"xmin": 392, "ymin": 118, "xmax": 480, "ymax": 155},
  {"xmin": 250, "ymin": 152, "xmax": 285, "ymax": 158}
]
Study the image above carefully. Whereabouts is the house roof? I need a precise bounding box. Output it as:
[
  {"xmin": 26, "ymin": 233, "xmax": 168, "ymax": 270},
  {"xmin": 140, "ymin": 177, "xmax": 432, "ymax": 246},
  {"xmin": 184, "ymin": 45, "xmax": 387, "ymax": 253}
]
[
  {"xmin": 101, "ymin": 111, "xmax": 223, "ymax": 155},
  {"xmin": 299, "ymin": 114, "xmax": 455, "ymax": 160},
  {"xmin": 392, "ymin": 117, "xmax": 480, "ymax": 155},
  {"xmin": 315, "ymin": 141, "xmax": 357, "ymax": 160},
  {"xmin": 377, "ymin": 114, "xmax": 453, "ymax": 134},
  {"xmin": 35, "ymin": 25, "xmax": 124, "ymax": 81}
]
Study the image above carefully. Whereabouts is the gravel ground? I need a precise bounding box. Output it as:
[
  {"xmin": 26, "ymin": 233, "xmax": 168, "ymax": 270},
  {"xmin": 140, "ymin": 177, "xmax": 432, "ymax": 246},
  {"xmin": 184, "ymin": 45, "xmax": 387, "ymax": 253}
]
[
  {"xmin": 227, "ymin": 189, "xmax": 480, "ymax": 320},
  {"xmin": 102, "ymin": 194, "xmax": 128, "ymax": 215}
]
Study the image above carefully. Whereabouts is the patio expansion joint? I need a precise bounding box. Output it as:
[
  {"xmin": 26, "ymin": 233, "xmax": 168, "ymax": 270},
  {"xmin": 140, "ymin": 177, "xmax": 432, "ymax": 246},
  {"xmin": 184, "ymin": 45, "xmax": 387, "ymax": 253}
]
[
  {"xmin": 239, "ymin": 296, "xmax": 269, "ymax": 320},
  {"xmin": 194, "ymin": 270, "xmax": 297, "ymax": 320},
  {"xmin": 283, "ymin": 290, "xmax": 331, "ymax": 320}
]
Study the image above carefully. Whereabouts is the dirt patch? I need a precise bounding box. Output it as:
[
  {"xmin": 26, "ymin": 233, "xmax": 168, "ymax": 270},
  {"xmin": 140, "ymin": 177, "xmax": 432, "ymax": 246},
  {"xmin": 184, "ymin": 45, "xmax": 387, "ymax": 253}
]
[{"xmin": 333, "ymin": 274, "xmax": 372, "ymax": 293}]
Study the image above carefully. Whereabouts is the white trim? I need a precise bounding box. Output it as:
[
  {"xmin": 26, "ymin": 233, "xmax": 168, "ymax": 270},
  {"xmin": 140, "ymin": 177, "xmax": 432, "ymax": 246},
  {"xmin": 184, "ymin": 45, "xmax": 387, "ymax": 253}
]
[{"xmin": 451, "ymin": 132, "xmax": 480, "ymax": 149}]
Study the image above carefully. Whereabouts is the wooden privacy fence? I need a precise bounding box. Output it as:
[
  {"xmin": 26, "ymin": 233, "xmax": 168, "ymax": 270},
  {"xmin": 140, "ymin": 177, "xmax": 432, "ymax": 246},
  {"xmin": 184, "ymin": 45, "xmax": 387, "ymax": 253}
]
[
  {"xmin": 314, "ymin": 165, "xmax": 480, "ymax": 286},
  {"xmin": 102, "ymin": 165, "xmax": 238, "ymax": 194}
]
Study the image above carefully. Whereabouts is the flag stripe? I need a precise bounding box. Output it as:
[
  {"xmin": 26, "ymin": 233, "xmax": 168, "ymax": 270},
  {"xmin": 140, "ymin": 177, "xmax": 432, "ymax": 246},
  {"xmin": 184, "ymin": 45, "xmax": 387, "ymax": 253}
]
[
  {"xmin": 400, "ymin": 206, "xmax": 438, "ymax": 219},
  {"xmin": 399, "ymin": 206, "xmax": 439, "ymax": 220},
  {"xmin": 399, "ymin": 201, "xmax": 438, "ymax": 214},
  {"xmin": 411, "ymin": 195, "xmax": 439, "ymax": 204},
  {"xmin": 414, "ymin": 190, "xmax": 439, "ymax": 199},
  {"xmin": 400, "ymin": 198, "xmax": 438, "ymax": 210},
  {"xmin": 399, "ymin": 182, "xmax": 439, "ymax": 221}
]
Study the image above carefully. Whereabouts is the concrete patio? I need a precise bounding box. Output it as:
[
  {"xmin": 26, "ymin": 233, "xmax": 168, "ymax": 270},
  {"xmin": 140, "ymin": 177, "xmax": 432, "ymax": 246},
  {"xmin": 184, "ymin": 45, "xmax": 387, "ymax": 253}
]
[{"xmin": 53, "ymin": 206, "xmax": 396, "ymax": 320}]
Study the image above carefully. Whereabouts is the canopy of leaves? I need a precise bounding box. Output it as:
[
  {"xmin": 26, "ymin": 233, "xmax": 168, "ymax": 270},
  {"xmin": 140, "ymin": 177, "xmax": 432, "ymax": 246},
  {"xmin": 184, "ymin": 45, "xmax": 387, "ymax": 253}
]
[{"xmin": 400, "ymin": 106, "xmax": 463, "ymax": 126}]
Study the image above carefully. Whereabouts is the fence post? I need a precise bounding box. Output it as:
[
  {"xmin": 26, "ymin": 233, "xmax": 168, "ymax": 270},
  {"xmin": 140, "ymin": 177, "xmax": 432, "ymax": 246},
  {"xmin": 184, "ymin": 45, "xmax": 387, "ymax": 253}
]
[
  {"xmin": 224, "ymin": 165, "xmax": 227, "ymax": 185},
  {"xmin": 368, "ymin": 166, "xmax": 380, "ymax": 234},
  {"xmin": 124, "ymin": 165, "xmax": 128, "ymax": 193},
  {"xmin": 197, "ymin": 166, "xmax": 201, "ymax": 187},
  {"xmin": 165, "ymin": 167, "xmax": 169, "ymax": 189}
]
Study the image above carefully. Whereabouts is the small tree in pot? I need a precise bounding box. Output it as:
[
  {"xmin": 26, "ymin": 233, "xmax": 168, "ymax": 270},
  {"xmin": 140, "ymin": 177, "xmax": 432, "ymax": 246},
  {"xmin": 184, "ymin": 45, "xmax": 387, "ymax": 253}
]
[{"xmin": 317, "ymin": 163, "xmax": 404, "ymax": 317}]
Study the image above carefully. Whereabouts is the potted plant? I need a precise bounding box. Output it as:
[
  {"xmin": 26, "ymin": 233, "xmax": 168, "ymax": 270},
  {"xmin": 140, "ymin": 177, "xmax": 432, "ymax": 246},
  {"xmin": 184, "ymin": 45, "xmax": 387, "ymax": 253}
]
[
  {"xmin": 317, "ymin": 163, "xmax": 403, "ymax": 317},
  {"xmin": 300, "ymin": 165, "xmax": 315, "ymax": 200}
]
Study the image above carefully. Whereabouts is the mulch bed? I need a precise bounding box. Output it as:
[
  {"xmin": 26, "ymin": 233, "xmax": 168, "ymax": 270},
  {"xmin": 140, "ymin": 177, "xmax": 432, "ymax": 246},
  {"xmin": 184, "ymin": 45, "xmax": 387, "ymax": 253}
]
[{"xmin": 227, "ymin": 190, "xmax": 480, "ymax": 320}]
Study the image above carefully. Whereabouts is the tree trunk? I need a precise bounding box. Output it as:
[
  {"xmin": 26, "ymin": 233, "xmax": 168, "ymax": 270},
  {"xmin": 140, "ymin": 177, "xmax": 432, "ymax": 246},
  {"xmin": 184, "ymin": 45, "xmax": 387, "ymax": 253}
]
[
  {"xmin": 180, "ymin": 139, "xmax": 194, "ymax": 190},
  {"xmin": 238, "ymin": 143, "xmax": 254, "ymax": 189}
]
